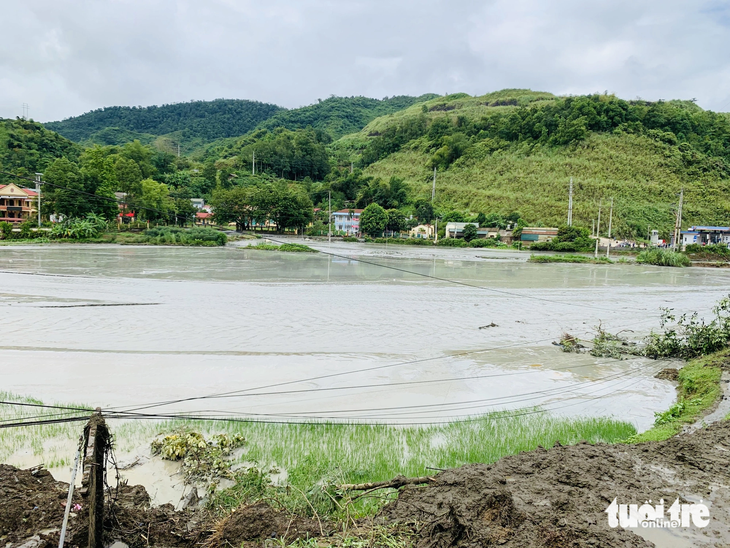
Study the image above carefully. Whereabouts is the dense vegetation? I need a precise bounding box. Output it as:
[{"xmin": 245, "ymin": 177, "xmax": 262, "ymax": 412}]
[
  {"xmin": 256, "ymin": 95, "xmax": 438, "ymax": 140},
  {"xmin": 0, "ymin": 119, "xmax": 82, "ymax": 182},
  {"xmin": 0, "ymin": 88, "xmax": 726, "ymax": 241},
  {"xmin": 45, "ymin": 99, "xmax": 282, "ymax": 144}
]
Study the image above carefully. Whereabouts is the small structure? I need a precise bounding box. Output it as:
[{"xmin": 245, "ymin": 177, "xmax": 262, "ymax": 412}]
[
  {"xmin": 681, "ymin": 226, "xmax": 730, "ymax": 247},
  {"xmin": 333, "ymin": 209, "xmax": 363, "ymax": 236},
  {"xmin": 520, "ymin": 227, "xmax": 559, "ymax": 243},
  {"xmin": 191, "ymin": 198, "xmax": 205, "ymax": 210},
  {"xmin": 409, "ymin": 224, "xmax": 434, "ymax": 239},
  {"xmin": 0, "ymin": 183, "xmax": 37, "ymax": 223},
  {"xmin": 444, "ymin": 222, "xmax": 478, "ymax": 239},
  {"xmin": 196, "ymin": 212, "xmax": 213, "ymax": 226}
]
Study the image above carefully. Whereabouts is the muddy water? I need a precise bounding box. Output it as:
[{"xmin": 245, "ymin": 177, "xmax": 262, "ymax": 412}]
[{"xmin": 1, "ymin": 243, "xmax": 729, "ymax": 430}]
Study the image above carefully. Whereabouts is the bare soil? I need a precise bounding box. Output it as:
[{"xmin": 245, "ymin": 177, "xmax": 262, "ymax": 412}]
[{"xmin": 1, "ymin": 422, "xmax": 729, "ymax": 548}]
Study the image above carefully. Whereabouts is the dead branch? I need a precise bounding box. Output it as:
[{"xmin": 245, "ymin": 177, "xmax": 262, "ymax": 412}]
[{"xmin": 339, "ymin": 474, "xmax": 435, "ymax": 492}]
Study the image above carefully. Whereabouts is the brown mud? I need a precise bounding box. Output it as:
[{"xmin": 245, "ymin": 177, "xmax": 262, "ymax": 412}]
[{"xmin": 1, "ymin": 422, "xmax": 729, "ymax": 548}]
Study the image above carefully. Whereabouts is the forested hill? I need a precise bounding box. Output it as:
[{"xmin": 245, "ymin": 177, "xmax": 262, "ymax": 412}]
[
  {"xmin": 45, "ymin": 99, "xmax": 283, "ymax": 144},
  {"xmin": 343, "ymin": 89, "xmax": 730, "ymax": 236},
  {"xmin": 0, "ymin": 118, "xmax": 82, "ymax": 183},
  {"xmin": 256, "ymin": 95, "xmax": 439, "ymax": 140},
  {"xmin": 43, "ymin": 95, "xmax": 439, "ymax": 149}
]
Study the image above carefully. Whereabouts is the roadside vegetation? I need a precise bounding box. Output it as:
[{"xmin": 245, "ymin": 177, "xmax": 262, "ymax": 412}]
[
  {"xmin": 635, "ymin": 248, "xmax": 691, "ymax": 267},
  {"xmin": 529, "ymin": 254, "xmax": 612, "ymax": 264},
  {"xmin": 627, "ymin": 349, "xmax": 726, "ymax": 443},
  {"xmin": 249, "ymin": 242, "xmax": 317, "ymax": 252}
]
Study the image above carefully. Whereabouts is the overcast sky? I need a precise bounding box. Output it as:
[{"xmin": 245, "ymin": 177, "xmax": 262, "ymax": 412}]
[{"xmin": 2, "ymin": 0, "xmax": 730, "ymax": 122}]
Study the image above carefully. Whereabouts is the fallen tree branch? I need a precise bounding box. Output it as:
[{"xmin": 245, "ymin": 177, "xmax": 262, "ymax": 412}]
[{"xmin": 339, "ymin": 474, "xmax": 435, "ymax": 492}]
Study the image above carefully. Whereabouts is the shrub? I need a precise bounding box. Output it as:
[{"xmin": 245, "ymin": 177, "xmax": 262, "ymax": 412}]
[
  {"xmin": 636, "ymin": 249, "xmax": 691, "ymax": 267},
  {"xmin": 342, "ymin": 236, "xmax": 359, "ymax": 242},
  {"xmin": 0, "ymin": 222, "xmax": 12, "ymax": 239},
  {"xmin": 142, "ymin": 226, "xmax": 227, "ymax": 246},
  {"xmin": 685, "ymin": 243, "xmax": 730, "ymax": 256},
  {"xmin": 437, "ymin": 238, "xmax": 468, "ymax": 247},
  {"xmin": 469, "ymin": 238, "xmax": 504, "ymax": 248},
  {"xmin": 50, "ymin": 215, "xmax": 108, "ymax": 239}
]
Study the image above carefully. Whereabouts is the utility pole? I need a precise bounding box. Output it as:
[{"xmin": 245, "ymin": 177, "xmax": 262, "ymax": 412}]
[
  {"xmin": 431, "ymin": 167, "xmax": 436, "ymax": 202},
  {"xmin": 673, "ymin": 188, "xmax": 684, "ymax": 251},
  {"xmin": 567, "ymin": 178, "xmax": 573, "ymax": 226},
  {"xmin": 596, "ymin": 199, "xmax": 602, "ymax": 238},
  {"xmin": 592, "ymin": 219, "xmax": 595, "ymax": 237},
  {"xmin": 35, "ymin": 173, "xmax": 42, "ymax": 227},
  {"xmin": 350, "ymin": 162, "xmax": 353, "ymax": 174},
  {"xmin": 22, "ymin": 103, "xmax": 28, "ymax": 120},
  {"xmin": 177, "ymin": 142, "xmax": 180, "ymax": 158},
  {"xmin": 252, "ymin": 150, "xmax": 256, "ymax": 175},
  {"xmin": 607, "ymin": 197, "xmax": 614, "ymax": 239},
  {"xmin": 328, "ymin": 190, "xmax": 331, "ymax": 243}
]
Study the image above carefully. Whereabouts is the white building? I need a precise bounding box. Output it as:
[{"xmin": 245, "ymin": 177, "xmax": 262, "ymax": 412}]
[{"xmin": 332, "ymin": 209, "xmax": 363, "ymax": 236}]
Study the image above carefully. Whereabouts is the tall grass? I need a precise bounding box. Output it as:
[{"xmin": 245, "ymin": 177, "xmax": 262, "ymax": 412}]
[
  {"xmin": 0, "ymin": 391, "xmax": 635, "ymax": 516},
  {"xmin": 635, "ymin": 249, "xmax": 691, "ymax": 267},
  {"xmin": 529, "ymin": 254, "xmax": 613, "ymax": 264}
]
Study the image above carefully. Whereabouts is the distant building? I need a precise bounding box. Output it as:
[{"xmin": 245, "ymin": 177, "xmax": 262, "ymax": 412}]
[
  {"xmin": 520, "ymin": 227, "xmax": 559, "ymax": 243},
  {"xmin": 0, "ymin": 183, "xmax": 37, "ymax": 223},
  {"xmin": 681, "ymin": 226, "xmax": 730, "ymax": 247},
  {"xmin": 333, "ymin": 209, "xmax": 363, "ymax": 236},
  {"xmin": 444, "ymin": 222, "xmax": 478, "ymax": 239},
  {"xmin": 196, "ymin": 212, "xmax": 213, "ymax": 226},
  {"xmin": 191, "ymin": 198, "xmax": 206, "ymax": 210},
  {"xmin": 409, "ymin": 224, "xmax": 434, "ymax": 239}
]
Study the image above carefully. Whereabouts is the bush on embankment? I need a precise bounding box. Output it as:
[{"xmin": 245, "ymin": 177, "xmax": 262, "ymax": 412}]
[
  {"xmin": 141, "ymin": 226, "xmax": 228, "ymax": 246},
  {"xmin": 636, "ymin": 248, "xmax": 691, "ymax": 267}
]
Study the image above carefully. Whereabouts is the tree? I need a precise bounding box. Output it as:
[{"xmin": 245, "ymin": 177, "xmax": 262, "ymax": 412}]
[
  {"xmin": 385, "ymin": 209, "xmax": 407, "ymax": 234},
  {"xmin": 415, "ymin": 200, "xmax": 434, "ymax": 224},
  {"xmin": 172, "ymin": 197, "xmax": 197, "ymax": 227},
  {"xmin": 43, "ymin": 158, "xmax": 87, "ymax": 218},
  {"xmin": 360, "ymin": 203, "xmax": 387, "ymax": 237},
  {"xmin": 210, "ymin": 186, "xmax": 256, "ymax": 231},
  {"xmin": 115, "ymin": 157, "xmax": 143, "ymax": 215},
  {"xmin": 138, "ymin": 179, "xmax": 173, "ymax": 221},
  {"xmin": 463, "ymin": 223, "xmax": 477, "ymax": 242},
  {"xmin": 270, "ymin": 187, "xmax": 314, "ymax": 233}
]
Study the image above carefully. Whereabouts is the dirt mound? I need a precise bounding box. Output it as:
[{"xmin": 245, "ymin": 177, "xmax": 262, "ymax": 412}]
[
  {"xmin": 208, "ymin": 501, "xmax": 326, "ymax": 545},
  {"xmin": 380, "ymin": 421, "xmax": 730, "ymax": 548},
  {"xmin": 0, "ymin": 464, "xmax": 80, "ymax": 546}
]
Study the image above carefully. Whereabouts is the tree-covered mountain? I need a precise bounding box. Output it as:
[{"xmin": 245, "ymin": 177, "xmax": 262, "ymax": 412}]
[
  {"xmin": 0, "ymin": 118, "xmax": 82, "ymax": 184},
  {"xmin": 255, "ymin": 94, "xmax": 439, "ymax": 140},
  {"xmin": 44, "ymin": 99, "xmax": 283, "ymax": 144},
  {"xmin": 12, "ymin": 88, "xmax": 730, "ymax": 240},
  {"xmin": 336, "ymin": 89, "xmax": 730, "ymax": 237},
  {"xmin": 43, "ymin": 95, "xmax": 439, "ymax": 150}
]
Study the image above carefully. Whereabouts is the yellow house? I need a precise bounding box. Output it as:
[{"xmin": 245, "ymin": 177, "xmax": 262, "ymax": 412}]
[{"xmin": 0, "ymin": 183, "xmax": 37, "ymax": 223}]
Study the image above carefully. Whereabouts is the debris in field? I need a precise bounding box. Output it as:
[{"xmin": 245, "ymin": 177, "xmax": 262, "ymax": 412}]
[{"xmin": 478, "ymin": 322, "xmax": 498, "ymax": 329}]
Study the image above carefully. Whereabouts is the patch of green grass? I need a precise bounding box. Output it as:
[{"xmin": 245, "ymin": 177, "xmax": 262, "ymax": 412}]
[
  {"xmin": 626, "ymin": 349, "xmax": 727, "ymax": 443},
  {"xmin": 635, "ymin": 249, "xmax": 691, "ymax": 267},
  {"xmin": 250, "ymin": 242, "xmax": 317, "ymax": 252},
  {"xmin": 529, "ymin": 254, "xmax": 613, "ymax": 264},
  {"xmin": 207, "ymin": 412, "xmax": 635, "ymax": 518}
]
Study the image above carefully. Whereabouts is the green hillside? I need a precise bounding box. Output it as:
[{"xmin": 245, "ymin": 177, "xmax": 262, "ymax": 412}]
[
  {"xmin": 0, "ymin": 118, "xmax": 82, "ymax": 184},
  {"xmin": 256, "ymin": 94, "xmax": 439, "ymax": 140},
  {"xmin": 45, "ymin": 99, "xmax": 283, "ymax": 144},
  {"xmin": 331, "ymin": 89, "xmax": 730, "ymax": 238}
]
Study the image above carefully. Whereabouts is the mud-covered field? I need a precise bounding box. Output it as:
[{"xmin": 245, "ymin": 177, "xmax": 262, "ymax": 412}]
[{"xmin": 2, "ymin": 420, "xmax": 728, "ymax": 548}]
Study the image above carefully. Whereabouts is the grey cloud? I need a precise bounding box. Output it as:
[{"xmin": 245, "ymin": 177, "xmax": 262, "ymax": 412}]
[{"xmin": 1, "ymin": 0, "xmax": 729, "ymax": 121}]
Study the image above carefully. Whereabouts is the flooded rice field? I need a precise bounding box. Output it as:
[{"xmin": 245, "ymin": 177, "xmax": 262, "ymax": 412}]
[{"xmin": 2, "ymin": 241, "xmax": 729, "ymax": 431}]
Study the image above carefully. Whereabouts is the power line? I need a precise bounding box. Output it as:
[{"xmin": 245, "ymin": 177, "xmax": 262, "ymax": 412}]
[{"xmin": 262, "ymin": 236, "xmax": 648, "ymax": 314}]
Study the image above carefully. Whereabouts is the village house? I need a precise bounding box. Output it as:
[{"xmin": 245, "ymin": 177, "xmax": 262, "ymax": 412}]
[
  {"xmin": 520, "ymin": 227, "xmax": 559, "ymax": 243},
  {"xmin": 681, "ymin": 226, "xmax": 730, "ymax": 248},
  {"xmin": 443, "ymin": 222, "xmax": 477, "ymax": 238},
  {"xmin": 0, "ymin": 183, "xmax": 37, "ymax": 223},
  {"xmin": 409, "ymin": 224, "xmax": 434, "ymax": 239},
  {"xmin": 333, "ymin": 209, "xmax": 362, "ymax": 236}
]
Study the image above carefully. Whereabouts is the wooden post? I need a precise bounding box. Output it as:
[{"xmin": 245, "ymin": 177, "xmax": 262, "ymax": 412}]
[{"xmin": 79, "ymin": 409, "xmax": 108, "ymax": 548}]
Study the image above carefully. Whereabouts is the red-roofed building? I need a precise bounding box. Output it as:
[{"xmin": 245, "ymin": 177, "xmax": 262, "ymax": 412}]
[
  {"xmin": 0, "ymin": 183, "xmax": 37, "ymax": 223},
  {"xmin": 195, "ymin": 211, "xmax": 213, "ymax": 226}
]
